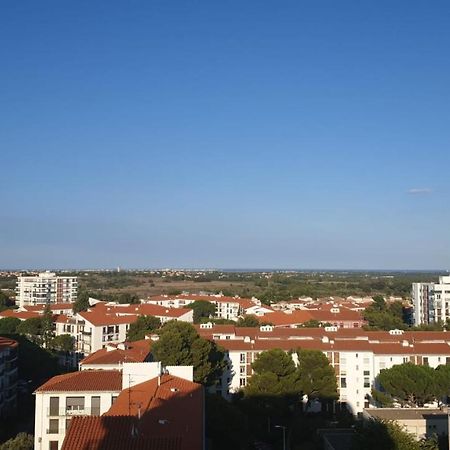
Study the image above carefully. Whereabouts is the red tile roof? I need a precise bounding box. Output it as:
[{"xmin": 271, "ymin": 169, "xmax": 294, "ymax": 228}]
[
  {"xmin": 78, "ymin": 303, "xmax": 191, "ymax": 327},
  {"xmin": 62, "ymin": 374, "xmax": 203, "ymax": 450},
  {"xmin": 36, "ymin": 370, "xmax": 122, "ymax": 392},
  {"xmin": 0, "ymin": 309, "xmax": 41, "ymax": 320},
  {"xmin": 62, "ymin": 416, "xmax": 182, "ymax": 450},
  {"xmin": 262, "ymin": 310, "xmax": 314, "ymax": 326},
  {"xmin": 80, "ymin": 340, "xmax": 152, "ymax": 366}
]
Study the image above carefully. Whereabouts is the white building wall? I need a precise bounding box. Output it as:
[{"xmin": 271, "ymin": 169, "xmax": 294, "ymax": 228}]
[{"xmin": 34, "ymin": 390, "xmax": 119, "ymax": 450}]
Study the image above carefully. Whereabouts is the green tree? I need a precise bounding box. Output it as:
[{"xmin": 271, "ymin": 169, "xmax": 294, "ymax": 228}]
[
  {"xmin": 41, "ymin": 305, "xmax": 55, "ymax": 347},
  {"xmin": 352, "ymin": 419, "xmax": 425, "ymax": 450},
  {"xmin": 0, "ymin": 432, "xmax": 34, "ymax": 450},
  {"xmin": 72, "ymin": 289, "xmax": 90, "ymax": 313},
  {"xmin": 187, "ymin": 301, "xmax": 216, "ymax": 324},
  {"xmin": 0, "ymin": 317, "xmax": 21, "ymax": 334},
  {"xmin": 17, "ymin": 317, "xmax": 42, "ymax": 339},
  {"xmin": 376, "ymin": 363, "xmax": 437, "ymax": 407},
  {"xmin": 296, "ymin": 349, "xmax": 338, "ymax": 401},
  {"xmin": 299, "ymin": 319, "xmax": 322, "ymax": 328},
  {"xmin": 0, "ymin": 291, "xmax": 15, "ymax": 312},
  {"xmin": 236, "ymin": 315, "xmax": 260, "ymax": 327},
  {"xmin": 245, "ymin": 348, "xmax": 299, "ymax": 396},
  {"xmin": 49, "ymin": 334, "xmax": 74, "ymax": 352},
  {"xmin": 127, "ymin": 315, "xmax": 161, "ymax": 341},
  {"xmin": 433, "ymin": 364, "xmax": 450, "ymax": 403},
  {"xmin": 151, "ymin": 321, "xmax": 225, "ymax": 385}
]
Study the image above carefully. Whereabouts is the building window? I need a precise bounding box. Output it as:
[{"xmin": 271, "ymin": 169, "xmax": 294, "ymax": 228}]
[
  {"xmin": 364, "ymin": 378, "xmax": 370, "ymax": 388},
  {"xmin": 363, "ymin": 370, "xmax": 370, "ymax": 376},
  {"xmin": 49, "ymin": 397, "xmax": 59, "ymax": 416},
  {"xmin": 112, "ymin": 395, "xmax": 118, "ymax": 405},
  {"xmin": 240, "ymin": 353, "xmax": 245, "ymax": 363},
  {"xmin": 423, "ymin": 357, "xmax": 429, "ymax": 366},
  {"xmin": 91, "ymin": 396, "xmax": 100, "ymax": 416},
  {"xmin": 239, "ymin": 378, "xmax": 246, "ymax": 387},
  {"xmin": 240, "ymin": 366, "xmax": 245, "ymax": 375},
  {"xmin": 49, "ymin": 441, "xmax": 58, "ymax": 450},
  {"xmin": 66, "ymin": 396, "xmax": 84, "ymax": 413},
  {"xmin": 340, "ymin": 377, "xmax": 347, "ymax": 388},
  {"xmin": 48, "ymin": 419, "xmax": 59, "ymax": 434}
]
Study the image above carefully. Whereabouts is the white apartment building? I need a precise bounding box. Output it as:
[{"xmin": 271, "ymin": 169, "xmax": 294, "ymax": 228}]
[
  {"xmin": 412, "ymin": 276, "xmax": 450, "ymax": 325},
  {"xmin": 203, "ymin": 325, "xmax": 450, "ymax": 415},
  {"xmin": 34, "ymin": 362, "xmax": 195, "ymax": 450},
  {"xmin": 16, "ymin": 272, "xmax": 77, "ymax": 308},
  {"xmin": 54, "ymin": 302, "xmax": 193, "ymax": 355}
]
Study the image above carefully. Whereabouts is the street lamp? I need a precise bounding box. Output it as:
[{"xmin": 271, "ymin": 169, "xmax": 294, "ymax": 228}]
[{"xmin": 274, "ymin": 425, "xmax": 286, "ymax": 450}]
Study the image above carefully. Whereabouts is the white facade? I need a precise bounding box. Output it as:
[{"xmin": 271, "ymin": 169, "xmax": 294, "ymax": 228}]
[
  {"xmin": 34, "ymin": 387, "xmax": 120, "ymax": 450},
  {"xmin": 413, "ymin": 276, "xmax": 450, "ymax": 325},
  {"xmin": 34, "ymin": 362, "xmax": 194, "ymax": 450},
  {"xmin": 16, "ymin": 272, "xmax": 77, "ymax": 308}
]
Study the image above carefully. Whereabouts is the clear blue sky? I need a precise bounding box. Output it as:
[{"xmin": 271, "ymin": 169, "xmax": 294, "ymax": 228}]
[{"xmin": 1, "ymin": 1, "xmax": 450, "ymax": 270}]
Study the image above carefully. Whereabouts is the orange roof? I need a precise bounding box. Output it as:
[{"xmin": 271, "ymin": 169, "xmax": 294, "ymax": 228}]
[
  {"xmin": 80, "ymin": 340, "xmax": 151, "ymax": 366},
  {"xmin": 0, "ymin": 309, "xmax": 41, "ymax": 320},
  {"xmin": 62, "ymin": 416, "xmax": 182, "ymax": 450},
  {"xmin": 36, "ymin": 370, "xmax": 122, "ymax": 392},
  {"xmin": 263, "ymin": 310, "xmax": 314, "ymax": 326},
  {"xmin": 79, "ymin": 303, "xmax": 191, "ymax": 327},
  {"xmin": 63, "ymin": 374, "xmax": 203, "ymax": 450}
]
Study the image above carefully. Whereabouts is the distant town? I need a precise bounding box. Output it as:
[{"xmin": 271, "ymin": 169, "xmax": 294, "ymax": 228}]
[{"xmin": 1, "ymin": 269, "xmax": 450, "ymax": 449}]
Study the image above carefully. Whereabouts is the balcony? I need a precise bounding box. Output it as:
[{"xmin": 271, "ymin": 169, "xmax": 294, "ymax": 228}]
[{"xmin": 47, "ymin": 407, "xmax": 99, "ymax": 417}]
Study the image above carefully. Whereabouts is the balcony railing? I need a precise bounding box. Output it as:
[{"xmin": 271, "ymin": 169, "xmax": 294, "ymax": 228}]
[{"xmin": 47, "ymin": 407, "xmax": 100, "ymax": 417}]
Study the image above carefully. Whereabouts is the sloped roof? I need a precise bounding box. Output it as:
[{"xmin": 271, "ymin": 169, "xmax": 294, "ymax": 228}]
[
  {"xmin": 36, "ymin": 370, "xmax": 122, "ymax": 392},
  {"xmin": 80, "ymin": 340, "xmax": 151, "ymax": 366},
  {"xmin": 62, "ymin": 374, "xmax": 203, "ymax": 450},
  {"xmin": 62, "ymin": 416, "xmax": 182, "ymax": 450}
]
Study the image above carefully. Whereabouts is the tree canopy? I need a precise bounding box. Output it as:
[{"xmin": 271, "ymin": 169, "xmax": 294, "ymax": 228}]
[
  {"xmin": 236, "ymin": 315, "xmax": 260, "ymax": 327},
  {"xmin": 0, "ymin": 432, "xmax": 34, "ymax": 450},
  {"xmin": 151, "ymin": 321, "xmax": 225, "ymax": 385},
  {"xmin": 187, "ymin": 301, "xmax": 216, "ymax": 323},
  {"xmin": 352, "ymin": 419, "xmax": 437, "ymax": 450},
  {"xmin": 0, "ymin": 317, "xmax": 21, "ymax": 334},
  {"xmin": 363, "ymin": 296, "xmax": 406, "ymax": 330},
  {"xmin": 126, "ymin": 315, "xmax": 161, "ymax": 341},
  {"xmin": 373, "ymin": 363, "xmax": 438, "ymax": 407},
  {"xmin": 297, "ymin": 349, "xmax": 338, "ymax": 400}
]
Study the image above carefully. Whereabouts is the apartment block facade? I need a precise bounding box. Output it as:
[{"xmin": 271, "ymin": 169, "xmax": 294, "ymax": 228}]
[
  {"xmin": 16, "ymin": 272, "xmax": 77, "ymax": 308},
  {"xmin": 412, "ymin": 276, "xmax": 450, "ymax": 325},
  {"xmin": 0, "ymin": 337, "xmax": 18, "ymax": 419}
]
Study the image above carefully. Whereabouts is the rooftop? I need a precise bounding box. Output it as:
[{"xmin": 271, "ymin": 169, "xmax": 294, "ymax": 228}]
[{"xmin": 36, "ymin": 370, "xmax": 122, "ymax": 392}]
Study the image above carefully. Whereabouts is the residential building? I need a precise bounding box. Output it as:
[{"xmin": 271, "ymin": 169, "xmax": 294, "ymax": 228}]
[
  {"xmin": 54, "ymin": 302, "xmax": 193, "ymax": 355},
  {"xmin": 16, "ymin": 272, "xmax": 77, "ymax": 308},
  {"xmin": 412, "ymin": 276, "xmax": 450, "ymax": 325},
  {"xmin": 0, "ymin": 337, "xmax": 18, "ymax": 418},
  {"xmin": 62, "ymin": 372, "xmax": 203, "ymax": 450},
  {"xmin": 192, "ymin": 324, "xmax": 450, "ymax": 415},
  {"xmin": 34, "ymin": 362, "xmax": 200, "ymax": 450},
  {"xmin": 79, "ymin": 339, "xmax": 151, "ymax": 370},
  {"xmin": 34, "ymin": 370, "xmax": 123, "ymax": 450},
  {"xmin": 363, "ymin": 408, "xmax": 449, "ymax": 440}
]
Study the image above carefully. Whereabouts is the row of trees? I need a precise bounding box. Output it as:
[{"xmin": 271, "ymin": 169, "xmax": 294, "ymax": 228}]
[
  {"xmin": 372, "ymin": 363, "xmax": 450, "ymax": 407},
  {"xmin": 0, "ymin": 310, "xmax": 74, "ymax": 352}
]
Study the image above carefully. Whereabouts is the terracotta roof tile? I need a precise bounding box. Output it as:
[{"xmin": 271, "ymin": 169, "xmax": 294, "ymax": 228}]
[
  {"xmin": 36, "ymin": 370, "xmax": 122, "ymax": 392},
  {"xmin": 80, "ymin": 340, "xmax": 151, "ymax": 366}
]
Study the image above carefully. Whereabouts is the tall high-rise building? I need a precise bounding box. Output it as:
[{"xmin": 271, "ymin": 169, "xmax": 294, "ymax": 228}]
[
  {"xmin": 412, "ymin": 276, "xmax": 450, "ymax": 325},
  {"xmin": 16, "ymin": 271, "xmax": 77, "ymax": 308}
]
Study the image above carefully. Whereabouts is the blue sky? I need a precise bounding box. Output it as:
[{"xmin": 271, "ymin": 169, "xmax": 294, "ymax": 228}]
[{"xmin": 1, "ymin": 1, "xmax": 450, "ymax": 270}]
